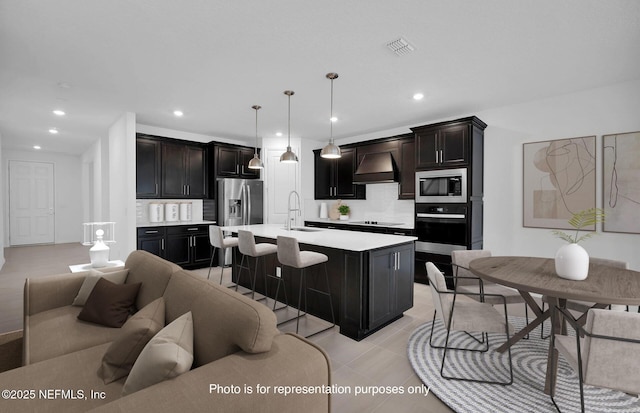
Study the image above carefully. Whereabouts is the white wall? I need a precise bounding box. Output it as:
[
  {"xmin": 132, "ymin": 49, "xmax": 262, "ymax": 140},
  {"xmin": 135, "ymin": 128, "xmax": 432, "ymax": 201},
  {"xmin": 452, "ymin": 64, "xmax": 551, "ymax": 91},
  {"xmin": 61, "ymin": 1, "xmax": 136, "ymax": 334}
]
[
  {"xmin": 81, "ymin": 139, "xmax": 104, "ymax": 222},
  {"xmin": 2, "ymin": 149, "xmax": 83, "ymax": 244},
  {"xmin": 108, "ymin": 113, "xmax": 137, "ymax": 260},
  {"xmin": 478, "ymin": 79, "xmax": 640, "ymax": 270},
  {"xmin": 331, "ymin": 78, "xmax": 640, "ymax": 270}
]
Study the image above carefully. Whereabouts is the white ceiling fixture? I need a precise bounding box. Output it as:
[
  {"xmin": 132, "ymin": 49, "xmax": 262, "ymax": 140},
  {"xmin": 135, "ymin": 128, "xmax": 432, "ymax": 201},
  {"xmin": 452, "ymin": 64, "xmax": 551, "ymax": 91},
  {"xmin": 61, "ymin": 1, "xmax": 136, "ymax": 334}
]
[
  {"xmin": 173, "ymin": 110, "xmax": 184, "ymax": 117},
  {"xmin": 33, "ymin": 145, "xmax": 41, "ymax": 150},
  {"xmin": 413, "ymin": 93, "xmax": 424, "ymax": 101},
  {"xmin": 53, "ymin": 109, "xmax": 66, "ymax": 116},
  {"xmin": 386, "ymin": 37, "xmax": 415, "ymax": 56},
  {"xmin": 48, "ymin": 128, "xmax": 58, "ymax": 134}
]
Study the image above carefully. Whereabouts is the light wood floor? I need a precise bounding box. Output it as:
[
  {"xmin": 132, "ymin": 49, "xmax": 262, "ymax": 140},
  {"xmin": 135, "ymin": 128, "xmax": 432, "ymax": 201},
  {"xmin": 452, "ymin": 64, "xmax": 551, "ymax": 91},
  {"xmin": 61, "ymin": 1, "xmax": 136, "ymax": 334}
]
[{"xmin": 0, "ymin": 244, "xmax": 458, "ymax": 412}]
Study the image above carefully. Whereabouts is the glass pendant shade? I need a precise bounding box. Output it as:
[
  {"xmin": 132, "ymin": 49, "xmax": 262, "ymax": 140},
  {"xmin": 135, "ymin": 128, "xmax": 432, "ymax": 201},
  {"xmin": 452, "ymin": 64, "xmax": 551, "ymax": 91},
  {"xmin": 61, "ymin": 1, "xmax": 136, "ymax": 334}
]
[
  {"xmin": 248, "ymin": 105, "xmax": 264, "ymax": 169},
  {"xmin": 280, "ymin": 90, "xmax": 298, "ymax": 163},
  {"xmin": 320, "ymin": 72, "xmax": 342, "ymax": 159}
]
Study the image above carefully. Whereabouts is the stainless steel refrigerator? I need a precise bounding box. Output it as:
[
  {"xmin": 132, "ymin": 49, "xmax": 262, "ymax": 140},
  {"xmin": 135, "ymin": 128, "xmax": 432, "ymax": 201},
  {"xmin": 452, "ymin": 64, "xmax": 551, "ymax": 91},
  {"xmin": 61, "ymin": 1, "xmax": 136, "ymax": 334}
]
[
  {"xmin": 217, "ymin": 178, "xmax": 264, "ymax": 226},
  {"xmin": 217, "ymin": 178, "xmax": 263, "ymax": 265}
]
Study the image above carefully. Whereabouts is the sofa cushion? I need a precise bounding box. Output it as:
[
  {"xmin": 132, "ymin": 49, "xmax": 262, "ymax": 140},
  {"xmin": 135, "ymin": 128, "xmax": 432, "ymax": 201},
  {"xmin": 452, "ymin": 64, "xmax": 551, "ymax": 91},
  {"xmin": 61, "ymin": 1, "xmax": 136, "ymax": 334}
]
[
  {"xmin": 0, "ymin": 343, "xmax": 124, "ymax": 413},
  {"xmin": 190, "ymin": 279, "xmax": 278, "ymax": 367},
  {"xmin": 124, "ymin": 250, "xmax": 180, "ymax": 311},
  {"xmin": 162, "ymin": 269, "xmax": 211, "ymax": 323},
  {"xmin": 99, "ymin": 297, "xmax": 166, "ymax": 384},
  {"xmin": 27, "ymin": 306, "xmax": 125, "ymax": 364},
  {"xmin": 122, "ymin": 311, "xmax": 194, "ymax": 396},
  {"xmin": 72, "ymin": 268, "xmax": 130, "ymax": 306},
  {"xmin": 78, "ymin": 278, "xmax": 141, "ymax": 328}
]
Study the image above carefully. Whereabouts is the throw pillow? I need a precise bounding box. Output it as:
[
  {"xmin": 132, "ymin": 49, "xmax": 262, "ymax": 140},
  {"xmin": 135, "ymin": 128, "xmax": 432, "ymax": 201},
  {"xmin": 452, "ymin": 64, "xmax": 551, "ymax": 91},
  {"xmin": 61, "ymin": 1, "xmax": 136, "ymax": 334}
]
[
  {"xmin": 72, "ymin": 268, "xmax": 129, "ymax": 306},
  {"xmin": 98, "ymin": 297, "xmax": 166, "ymax": 384},
  {"xmin": 77, "ymin": 278, "xmax": 141, "ymax": 328},
  {"xmin": 122, "ymin": 311, "xmax": 194, "ymax": 396}
]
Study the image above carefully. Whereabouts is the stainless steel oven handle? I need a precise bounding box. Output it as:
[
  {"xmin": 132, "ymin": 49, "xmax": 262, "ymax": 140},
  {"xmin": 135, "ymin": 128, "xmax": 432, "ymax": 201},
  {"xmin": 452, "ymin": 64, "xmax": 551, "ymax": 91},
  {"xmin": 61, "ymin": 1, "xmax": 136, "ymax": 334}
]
[{"xmin": 416, "ymin": 213, "xmax": 466, "ymax": 219}]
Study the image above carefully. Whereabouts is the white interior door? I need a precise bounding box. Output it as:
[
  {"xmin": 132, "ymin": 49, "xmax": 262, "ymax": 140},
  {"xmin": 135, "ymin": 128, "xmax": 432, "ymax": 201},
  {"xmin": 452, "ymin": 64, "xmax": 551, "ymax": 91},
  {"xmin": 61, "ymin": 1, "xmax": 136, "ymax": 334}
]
[
  {"xmin": 265, "ymin": 147, "xmax": 299, "ymax": 225},
  {"xmin": 9, "ymin": 161, "xmax": 55, "ymax": 245}
]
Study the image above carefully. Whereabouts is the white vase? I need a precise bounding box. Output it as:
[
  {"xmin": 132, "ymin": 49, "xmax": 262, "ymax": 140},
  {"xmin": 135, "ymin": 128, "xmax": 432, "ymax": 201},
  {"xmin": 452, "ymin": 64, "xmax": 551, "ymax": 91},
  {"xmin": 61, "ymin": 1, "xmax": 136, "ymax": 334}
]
[{"xmin": 555, "ymin": 243, "xmax": 589, "ymax": 280}]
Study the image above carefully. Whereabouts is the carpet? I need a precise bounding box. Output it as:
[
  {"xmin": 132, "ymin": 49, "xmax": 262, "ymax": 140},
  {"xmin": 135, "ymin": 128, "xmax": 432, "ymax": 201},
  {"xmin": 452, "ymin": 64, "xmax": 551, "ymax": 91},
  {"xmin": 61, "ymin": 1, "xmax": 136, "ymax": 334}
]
[{"xmin": 408, "ymin": 317, "xmax": 640, "ymax": 413}]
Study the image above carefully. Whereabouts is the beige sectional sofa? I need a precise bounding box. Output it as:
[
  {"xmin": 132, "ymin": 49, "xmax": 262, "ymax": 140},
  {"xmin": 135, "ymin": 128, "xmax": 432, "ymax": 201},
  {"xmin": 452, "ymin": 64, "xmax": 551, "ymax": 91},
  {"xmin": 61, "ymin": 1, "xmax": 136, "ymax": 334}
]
[{"xmin": 0, "ymin": 250, "xmax": 331, "ymax": 412}]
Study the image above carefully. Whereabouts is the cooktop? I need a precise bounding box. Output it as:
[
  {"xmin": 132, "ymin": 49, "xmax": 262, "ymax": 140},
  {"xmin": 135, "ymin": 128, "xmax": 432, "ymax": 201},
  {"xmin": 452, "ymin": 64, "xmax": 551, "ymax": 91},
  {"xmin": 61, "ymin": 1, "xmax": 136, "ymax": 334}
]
[{"xmin": 350, "ymin": 220, "xmax": 404, "ymax": 226}]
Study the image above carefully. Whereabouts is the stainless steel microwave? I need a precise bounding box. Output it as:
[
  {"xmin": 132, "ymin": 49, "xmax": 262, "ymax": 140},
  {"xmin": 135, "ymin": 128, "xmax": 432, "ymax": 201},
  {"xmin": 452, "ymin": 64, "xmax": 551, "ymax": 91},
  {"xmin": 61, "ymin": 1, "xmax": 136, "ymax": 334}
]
[{"xmin": 415, "ymin": 168, "xmax": 467, "ymax": 203}]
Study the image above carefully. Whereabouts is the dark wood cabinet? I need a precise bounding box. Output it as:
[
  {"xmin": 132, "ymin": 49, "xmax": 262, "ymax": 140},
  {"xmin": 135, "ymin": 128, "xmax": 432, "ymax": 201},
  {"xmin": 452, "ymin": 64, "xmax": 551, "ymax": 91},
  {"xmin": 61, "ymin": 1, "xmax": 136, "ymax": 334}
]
[
  {"xmin": 161, "ymin": 142, "xmax": 206, "ymax": 198},
  {"xmin": 137, "ymin": 134, "xmax": 207, "ymax": 199},
  {"xmin": 136, "ymin": 138, "xmax": 161, "ymax": 198},
  {"xmin": 313, "ymin": 148, "xmax": 365, "ymax": 200},
  {"xmin": 412, "ymin": 116, "xmax": 486, "ymax": 170},
  {"xmin": 137, "ymin": 227, "xmax": 166, "ymax": 258},
  {"xmin": 214, "ymin": 145, "xmax": 261, "ymax": 179},
  {"xmin": 398, "ymin": 136, "xmax": 415, "ymax": 199},
  {"xmin": 137, "ymin": 225, "xmax": 210, "ymax": 269},
  {"xmin": 368, "ymin": 243, "xmax": 414, "ymax": 330}
]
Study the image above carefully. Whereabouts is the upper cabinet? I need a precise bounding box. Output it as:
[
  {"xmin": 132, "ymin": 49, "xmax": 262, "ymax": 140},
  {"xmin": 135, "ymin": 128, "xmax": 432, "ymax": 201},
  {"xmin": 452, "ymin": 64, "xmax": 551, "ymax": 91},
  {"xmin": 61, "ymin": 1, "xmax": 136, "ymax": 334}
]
[
  {"xmin": 214, "ymin": 144, "xmax": 260, "ymax": 179},
  {"xmin": 136, "ymin": 134, "xmax": 207, "ymax": 199},
  {"xmin": 314, "ymin": 148, "xmax": 365, "ymax": 200},
  {"xmin": 397, "ymin": 135, "xmax": 415, "ymax": 199},
  {"xmin": 136, "ymin": 137, "xmax": 162, "ymax": 198},
  {"xmin": 412, "ymin": 116, "xmax": 486, "ymax": 170}
]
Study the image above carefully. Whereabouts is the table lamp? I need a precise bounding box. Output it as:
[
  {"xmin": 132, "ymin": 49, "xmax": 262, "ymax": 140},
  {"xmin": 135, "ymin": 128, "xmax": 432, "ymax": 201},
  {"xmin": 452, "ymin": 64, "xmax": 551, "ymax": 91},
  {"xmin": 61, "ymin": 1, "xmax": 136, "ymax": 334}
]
[{"xmin": 82, "ymin": 222, "xmax": 116, "ymax": 268}]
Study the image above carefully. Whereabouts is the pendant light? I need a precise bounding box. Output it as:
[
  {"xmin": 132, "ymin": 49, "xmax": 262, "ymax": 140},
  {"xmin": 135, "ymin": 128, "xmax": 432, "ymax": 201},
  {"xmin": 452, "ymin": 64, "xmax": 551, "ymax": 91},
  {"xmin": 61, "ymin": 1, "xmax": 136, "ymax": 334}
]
[
  {"xmin": 280, "ymin": 90, "xmax": 298, "ymax": 163},
  {"xmin": 320, "ymin": 72, "xmax": 341, "ymax": 159},
  {"xmin": 247, "ymin": 105, "xmax": 264, "ymax": 169}
]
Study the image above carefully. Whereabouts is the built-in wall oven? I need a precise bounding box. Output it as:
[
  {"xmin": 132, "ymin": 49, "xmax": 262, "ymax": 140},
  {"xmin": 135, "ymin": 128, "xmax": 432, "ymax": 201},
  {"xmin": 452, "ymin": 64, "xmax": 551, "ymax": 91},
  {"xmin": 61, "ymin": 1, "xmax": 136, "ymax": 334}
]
[
  {"xmin": 415, "ymin": 203, "xmax": 467, "ymax": 255},
  {"xmin": 415, "ymin": 168, "xmax": 467, "ymax": 204}
]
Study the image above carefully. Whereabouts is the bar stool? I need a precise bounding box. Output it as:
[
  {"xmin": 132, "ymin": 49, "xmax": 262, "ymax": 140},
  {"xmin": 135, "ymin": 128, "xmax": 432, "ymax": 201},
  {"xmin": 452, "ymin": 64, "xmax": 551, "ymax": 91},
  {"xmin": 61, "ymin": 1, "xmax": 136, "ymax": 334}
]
[
  {"xmin": 207, "ymin": 225, "xmax": 239, "ymax": 285},
  {"xmin": 237, "ymin": 230, "xmax": 287, "ymax": 309},
  {"xmin": 277, "ymin": 235, "xmax": 336, "ymax": 337}
]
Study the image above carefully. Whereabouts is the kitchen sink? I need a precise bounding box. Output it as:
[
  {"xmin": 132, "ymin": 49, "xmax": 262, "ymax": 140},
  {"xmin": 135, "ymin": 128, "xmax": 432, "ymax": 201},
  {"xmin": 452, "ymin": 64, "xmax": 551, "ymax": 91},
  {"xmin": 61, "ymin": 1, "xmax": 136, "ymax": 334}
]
[{"xmin": 283, "ymin": 227, "xmax": 323, "ymax": 232}]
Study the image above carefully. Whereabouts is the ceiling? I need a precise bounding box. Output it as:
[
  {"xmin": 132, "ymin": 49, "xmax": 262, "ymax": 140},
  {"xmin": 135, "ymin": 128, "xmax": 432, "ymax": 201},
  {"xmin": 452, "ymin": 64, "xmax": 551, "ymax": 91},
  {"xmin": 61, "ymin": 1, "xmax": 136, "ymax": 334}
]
[{"xmin": 1, "ymin": 0, "xmax": 639, "ymax": 155}]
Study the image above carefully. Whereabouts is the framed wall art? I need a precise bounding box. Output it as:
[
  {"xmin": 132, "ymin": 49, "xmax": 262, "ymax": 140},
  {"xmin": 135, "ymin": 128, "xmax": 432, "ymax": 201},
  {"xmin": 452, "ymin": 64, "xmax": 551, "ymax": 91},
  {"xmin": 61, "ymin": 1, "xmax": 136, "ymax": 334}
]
[
  {"xmin": 523, "ymin": 136, "xmax": 596, "ymax": 229},
  {"xmin": 602, "ymin": 131, "xmax": 640, "ymax": 234}
]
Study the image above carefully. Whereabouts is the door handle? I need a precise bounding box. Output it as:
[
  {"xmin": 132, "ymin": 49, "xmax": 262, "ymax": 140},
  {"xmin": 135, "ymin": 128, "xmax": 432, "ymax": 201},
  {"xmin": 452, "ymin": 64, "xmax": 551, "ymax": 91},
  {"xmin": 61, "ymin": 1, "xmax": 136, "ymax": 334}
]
[{"xmin": 246, "ymin": 184, "xmax": 252, "ymax": 224}]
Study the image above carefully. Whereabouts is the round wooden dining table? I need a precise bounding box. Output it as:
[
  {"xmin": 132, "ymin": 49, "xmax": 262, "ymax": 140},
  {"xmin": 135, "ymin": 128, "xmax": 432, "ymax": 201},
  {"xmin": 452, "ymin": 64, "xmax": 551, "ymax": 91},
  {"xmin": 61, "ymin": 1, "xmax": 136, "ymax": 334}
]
[{"xmin": 469, "ymin": 256, "xmax": 640, "ymax": 396}]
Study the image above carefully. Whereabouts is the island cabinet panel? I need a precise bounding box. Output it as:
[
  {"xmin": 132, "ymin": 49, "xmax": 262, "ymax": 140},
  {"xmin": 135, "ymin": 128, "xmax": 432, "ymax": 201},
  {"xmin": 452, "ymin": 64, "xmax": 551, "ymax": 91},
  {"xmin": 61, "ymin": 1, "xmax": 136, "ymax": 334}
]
[
  {"xmin": 368, "ymin": 243, "xmax": 414, "ymax": 331},
  {"xmin": 229, "ymin": 234, "xmax": 414, "ymax": 341}
]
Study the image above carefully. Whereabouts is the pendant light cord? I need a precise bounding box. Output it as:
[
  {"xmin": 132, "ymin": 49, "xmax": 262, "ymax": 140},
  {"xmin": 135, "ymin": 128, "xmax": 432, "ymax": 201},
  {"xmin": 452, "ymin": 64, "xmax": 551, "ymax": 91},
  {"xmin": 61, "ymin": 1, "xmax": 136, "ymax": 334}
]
[
  {"xmin": 287, "ymin": 93, "xmax": 291, "ymax": 147},
  {"xmin": 330, "ymin": 77, "xmax": 334, "ymax": 144}
]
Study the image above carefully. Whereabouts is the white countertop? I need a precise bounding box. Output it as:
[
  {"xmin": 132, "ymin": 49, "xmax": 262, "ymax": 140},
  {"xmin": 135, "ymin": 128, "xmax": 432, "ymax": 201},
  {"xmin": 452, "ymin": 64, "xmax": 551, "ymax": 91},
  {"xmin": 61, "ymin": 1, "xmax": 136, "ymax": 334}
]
[
  {"xmin": 137, "ymin": 220, "xmax": 216, "ymax": 228},
  {"xmin": 304, "ymin": 218, "xmax": 414, "ymax": 230},
  {"xmin": 220, "ymin": 224, "xmax": 417, "ymax": 252}
]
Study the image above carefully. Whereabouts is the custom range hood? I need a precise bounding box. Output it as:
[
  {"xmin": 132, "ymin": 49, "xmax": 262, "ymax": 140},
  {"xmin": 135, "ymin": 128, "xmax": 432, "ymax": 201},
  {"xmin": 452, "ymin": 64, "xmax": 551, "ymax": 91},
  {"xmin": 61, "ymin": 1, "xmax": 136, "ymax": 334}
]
[{"xmin": 353, "ymin": 152, "xmax": 398, "ymax": 184}]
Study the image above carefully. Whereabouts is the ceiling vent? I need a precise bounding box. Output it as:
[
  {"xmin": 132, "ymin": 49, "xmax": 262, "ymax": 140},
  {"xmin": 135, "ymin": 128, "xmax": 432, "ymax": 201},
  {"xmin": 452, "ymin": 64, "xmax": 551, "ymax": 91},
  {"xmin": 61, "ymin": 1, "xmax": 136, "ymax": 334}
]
[{"xmin": 386, "ymin": 37, "xmax": 415, "ymax": 56}]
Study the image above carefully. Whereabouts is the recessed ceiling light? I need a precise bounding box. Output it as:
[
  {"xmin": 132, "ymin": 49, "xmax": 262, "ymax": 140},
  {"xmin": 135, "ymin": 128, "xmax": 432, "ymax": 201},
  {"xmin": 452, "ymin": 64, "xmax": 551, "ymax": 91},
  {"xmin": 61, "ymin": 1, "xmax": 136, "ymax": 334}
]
[
  {"xmin": 53, "ymin": 109, "xmax": 66, "ymax": 116},
  {"xmin": 173, "ymin": 110, "xmax": 184, "ymax": 117},
  {"xmin": 48, "ymin": 128, "xmax": 58, "ymax": 134},
  {"xmin": 33, "ymin": 145, "xmax": 41, "ymax": 150},
  {"xmin": 330, "ymin": 116, "xmax": 338, "ymax": 122},
  {"xmin": 276, "ymin": 132, "xmax": 283, "ymax": 137},
  {"xmin": 413, "ymin": 93, "xmax": 424, "ymax": 101}
]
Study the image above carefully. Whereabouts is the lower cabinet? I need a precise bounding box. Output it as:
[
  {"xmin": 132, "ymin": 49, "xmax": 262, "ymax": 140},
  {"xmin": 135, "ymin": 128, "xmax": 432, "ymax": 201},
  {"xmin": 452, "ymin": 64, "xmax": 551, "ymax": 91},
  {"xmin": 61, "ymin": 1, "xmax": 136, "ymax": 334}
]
[
  {"xmin": 137, "ymin": 225, "xmax": 211, "ymax": 269},
  {"xmin": 368, "ymin": 243, "xmax": 414, "ymax": 330}
]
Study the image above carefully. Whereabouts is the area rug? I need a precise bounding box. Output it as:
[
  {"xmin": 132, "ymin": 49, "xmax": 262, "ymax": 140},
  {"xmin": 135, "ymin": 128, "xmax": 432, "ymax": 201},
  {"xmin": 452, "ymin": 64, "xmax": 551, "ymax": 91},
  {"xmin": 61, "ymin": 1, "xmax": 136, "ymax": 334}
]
[{"xmin": 408, "ymin": 317, "xmax": 640, "ymax": 413}]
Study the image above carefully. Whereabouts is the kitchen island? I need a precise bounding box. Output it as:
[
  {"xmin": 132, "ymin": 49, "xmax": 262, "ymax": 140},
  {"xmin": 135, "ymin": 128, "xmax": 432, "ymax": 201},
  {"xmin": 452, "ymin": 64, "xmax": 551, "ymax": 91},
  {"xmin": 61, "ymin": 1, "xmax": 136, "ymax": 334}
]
[{"xmin": 221, "ymin": 224, "xmax": 417, "ymax": 340}]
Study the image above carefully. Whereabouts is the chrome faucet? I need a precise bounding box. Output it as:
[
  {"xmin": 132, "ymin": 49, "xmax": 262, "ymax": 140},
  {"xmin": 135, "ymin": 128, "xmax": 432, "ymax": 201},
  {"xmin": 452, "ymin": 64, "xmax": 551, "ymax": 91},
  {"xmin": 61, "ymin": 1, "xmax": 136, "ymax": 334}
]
[{"xmin": 286, "ymin": 190, "xmax": 301, "ymax": 230}]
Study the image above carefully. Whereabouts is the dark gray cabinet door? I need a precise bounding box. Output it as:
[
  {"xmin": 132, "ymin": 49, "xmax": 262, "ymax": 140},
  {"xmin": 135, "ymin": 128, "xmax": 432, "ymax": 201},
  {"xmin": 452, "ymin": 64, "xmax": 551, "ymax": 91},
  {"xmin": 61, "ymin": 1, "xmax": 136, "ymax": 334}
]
[
  {"xmin": 161, "ymin": 143, "xmax": 187, "ymax": 198},
  {"xmin": 136, "ymin": 138, "xmax": 161, "ymax": 198}
]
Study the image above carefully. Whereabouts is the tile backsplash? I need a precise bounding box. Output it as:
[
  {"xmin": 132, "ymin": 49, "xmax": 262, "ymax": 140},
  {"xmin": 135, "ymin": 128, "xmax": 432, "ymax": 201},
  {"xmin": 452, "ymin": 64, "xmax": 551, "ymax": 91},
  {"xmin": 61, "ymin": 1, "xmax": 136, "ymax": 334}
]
[{"xmin": 305, "ymin": 183, "xmax": 414, "ymax": 227}]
